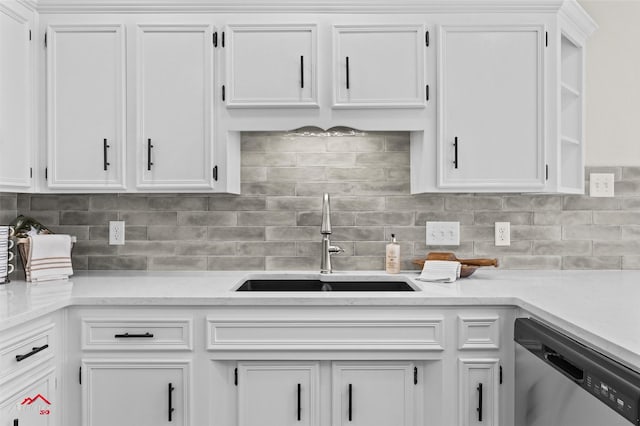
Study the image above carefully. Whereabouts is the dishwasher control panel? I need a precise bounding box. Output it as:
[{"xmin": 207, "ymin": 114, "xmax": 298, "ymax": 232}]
[{"xmin": 586, "ymin": 373, "xmax": 636, "ymax": 421}]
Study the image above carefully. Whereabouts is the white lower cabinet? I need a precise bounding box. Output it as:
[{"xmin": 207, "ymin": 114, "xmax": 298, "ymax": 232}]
[
  {"xmin": 332, "ymin": 362, "xmax": 416, "ymax": 426},
  {"xmin": 459, "ymin": 358, "xmax": 500, "ymax": 426},
  {"xmin": 232, "ymin": 361, "xmax": 420, "ymax": 426},
  {"xmin": 82, "ymin": 360, "xmax": 189, "ymax": 426},
  {"xmin": 237, "ymin": 362, "xmax": 320, "ymax": 426},
  {"xmin": 64, "ymin": 306, "xmax": 515, "ymax": 426},
  {"xmin": 0, "ymin": 367, "xmax": 57, "ymax": 426}
]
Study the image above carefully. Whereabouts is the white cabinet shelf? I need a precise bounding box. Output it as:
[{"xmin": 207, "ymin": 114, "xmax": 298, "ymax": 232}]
[
  {"xmin": 561, "ymin": 81, "xmax": 581, "ymax": 97},
  {"xmin": 561, "ymin": 136, "xmax": 581, "ymax": 146},
  {"xmin": 558, "ymin": 31, "xmax": 585, "ymax": 193}
]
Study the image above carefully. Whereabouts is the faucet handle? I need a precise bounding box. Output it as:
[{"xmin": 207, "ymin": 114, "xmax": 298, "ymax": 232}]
[{"xmin": 329, "ymin": 245, "xmax": 344, "ymax": 254}]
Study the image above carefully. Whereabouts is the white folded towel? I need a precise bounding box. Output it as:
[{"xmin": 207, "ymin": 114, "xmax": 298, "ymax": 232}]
[
  {"xmin": 416, "ymin": 260, "xmax": 461, "ymax": 283},
  {"xmin": 26, "ymin": 234, "xmax": 74, "ymax": 282}
]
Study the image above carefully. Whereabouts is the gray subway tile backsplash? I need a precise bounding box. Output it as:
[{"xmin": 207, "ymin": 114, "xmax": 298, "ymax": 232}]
[{"xmin": 3, "ymin": 131, "xmax": 640, "ymax": 272}]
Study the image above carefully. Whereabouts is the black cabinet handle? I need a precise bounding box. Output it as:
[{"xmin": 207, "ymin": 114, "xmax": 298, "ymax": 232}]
[
  {"xmin": 168, "ymin": 383, "xmax": 175, "ymax": 422},
  {"xmin": 477, "ymin": 383, "xmax": 483, "ymax": 422},
  {"xmin": 346, "ymin": 56, "xmax": 350, "ymax": 90},
  {"xmin": 453, "ymin": 137, "xmax": 459, "ymax": 169},
  {"xmin": 297, "ymin": 383, "xmax": 301, "ymax": 421},
  {"xmin": 348, "ymin": 383, "xmax": 352, "ymax": 421},
  {"xmin": 147, "ymin": 138, "xmax": 154, "ymax": 171},
  {"xmin": 114, "ymin": 332, "xmax": 154, "ymax": 338},
  {"xmin": 103, "ymin": 139, "xmax": 110, "ymax": 171},
  {"xmin": 15, "ymin": 344, "xmax": 49, "ymax": 362},
  {"xmin": 300, "ymin": 56, "xmax": 304, "ymax": 89}
]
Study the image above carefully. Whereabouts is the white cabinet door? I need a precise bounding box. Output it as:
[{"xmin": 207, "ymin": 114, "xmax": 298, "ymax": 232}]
[
  {"xmin": 438, "ymin": 25, "xmax": 545, "ymax": 191},
  {"xmin": 46, "ymin": 25, "xmax": 126, "ymax": 190},
  {"xmin": 332, "ymin": 361, "xmax": 415, "ymax": 426},
  {"xmin": 458, "ymin": 358, "xmax": 500, "ymax": 426},
  {"xmin": 225, "ymin": 24, "xmax": 317, "ymax": 108},
  {"xmin": 137, "ymin": 24, "xmax": 214, "ymax": 190},
  {"xmin": 82, "ymin": 360, "xmax": 189, "ymax": 426},
  {"xmin": 237, "ymin": 362, "xmax": 319, "ymax": 426},
  {"xmin": 333, "ymin": 25, "xmax": 426, "ymax": 108},
  {"xmin": 0, "ymin": 3, "xmax": 32, "ymax": 191},
  {"xmin": 0, "ymin": 368, "xmax": 56, "ymax": 426}
]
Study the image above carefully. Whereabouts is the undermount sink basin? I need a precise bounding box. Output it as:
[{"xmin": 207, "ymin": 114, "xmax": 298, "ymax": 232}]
[{"xmin": 235, "ymin": 279, "xmax": 417, "ymax": 292}]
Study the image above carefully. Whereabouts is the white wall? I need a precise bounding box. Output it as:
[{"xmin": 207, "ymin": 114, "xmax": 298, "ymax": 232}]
[{"xmin": 580, "ymin": 0, "xmax": 640, "ymax": 166}]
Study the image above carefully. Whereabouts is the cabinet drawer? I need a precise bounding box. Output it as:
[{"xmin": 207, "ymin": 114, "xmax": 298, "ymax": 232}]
[
  {"xmin": 81, "ymin": 318, "xmax": 193, "ymax": 351},
  {"xmin": 0, "ymin": 324, "xmax": 54, "ymax": 381},
  {"xmin": 207, "ymin": 319, "xmax": 443, "ymax": 351},
  {"xmin": 458, "ymin": 316, "xmax": 500, "ymax": 350}
]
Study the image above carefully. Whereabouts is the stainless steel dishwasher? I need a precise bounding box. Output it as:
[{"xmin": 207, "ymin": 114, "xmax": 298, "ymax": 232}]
[{"xmin": 514, "ymin": 318, "xmax": 640, "ymax": 426}]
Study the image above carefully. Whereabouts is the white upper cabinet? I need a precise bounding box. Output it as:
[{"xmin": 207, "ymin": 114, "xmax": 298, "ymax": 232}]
[
  {"xmin": 0, "ymin": 3, "xmax": 32, "ymax": 192},
  {"xmin": 437, "ymin": 24, "xmax": 545, "ymax": 191},
  {"xmin": 332, "ymin": 25, "xmax": 426, "ymax": 108},
  {"xmin": 46, "ymin": 24, "xmax": 126, "ymax": 190},
  {"xmin": 225, "ymin": 24, "xmax": 318, "ymax": 108},
  {"xmin": 136, "ymin": 24, "xmax": 214, "ymax": 189},
  {"xmin": 28, "ymin": 1, "xmax": 595, "ymax": 194}
]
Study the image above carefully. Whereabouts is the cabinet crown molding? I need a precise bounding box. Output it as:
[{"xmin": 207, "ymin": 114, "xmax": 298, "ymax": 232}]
[
  {"xmin": 35, "ymin": 0, "xmax": 582, "ymax": 14},
  {"xmin": 560, "ymin": 0, "xmax": 598, "ymax": 39}
]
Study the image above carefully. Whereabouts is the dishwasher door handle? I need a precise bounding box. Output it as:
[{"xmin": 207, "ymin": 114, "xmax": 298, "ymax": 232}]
[{"xmin": 544, "ymin": 351, "xmax": 584, "ymax": 383}]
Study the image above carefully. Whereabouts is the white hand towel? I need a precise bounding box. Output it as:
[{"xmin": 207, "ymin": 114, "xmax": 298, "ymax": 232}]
[
  {"xmin": 27, "ymin": 234, "xmax": 73, "ymax": 282},
  {"xmin": 416, "ymin": 260, "xmax": 461, "ymax": 283}
]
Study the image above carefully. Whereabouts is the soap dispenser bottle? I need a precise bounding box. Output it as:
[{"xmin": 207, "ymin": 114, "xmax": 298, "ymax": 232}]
[{"xmin": 385, "ymin": 234, "xmax": 401, "ymax": 274}]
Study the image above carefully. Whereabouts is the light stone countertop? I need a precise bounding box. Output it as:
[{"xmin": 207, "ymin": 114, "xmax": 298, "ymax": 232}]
[{"xmin": 0, "ymin": 269, "xmax": 638, "ymax": 371}]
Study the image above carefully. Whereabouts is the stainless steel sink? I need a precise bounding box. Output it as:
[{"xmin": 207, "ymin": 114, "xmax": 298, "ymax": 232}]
[{"xmin": 235, "ymin": 279, "xmax": 417, "ymax": 292}]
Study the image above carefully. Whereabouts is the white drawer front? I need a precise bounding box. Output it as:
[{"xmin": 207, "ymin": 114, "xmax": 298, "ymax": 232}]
[
  {"xmin": 207, "ymin": 319, "xmax": 443, "ymax": 351},
  {"xmin": 81, "ymin": 318, "xmax": 193, "ymax": 351},
  {"xmin": 457, "ymin": 316, "xmax": 500, "ymax": 350},
  {"xmin": 0, "ymin": 323, "xmax": 54, "ymax": 381}
]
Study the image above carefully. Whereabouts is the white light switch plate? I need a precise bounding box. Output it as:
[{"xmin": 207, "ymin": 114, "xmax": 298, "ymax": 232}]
[
  {"xmin": 590, "ymin": 173, "xmax": 615, "ymax": 197},
  {"xmin": 426, "ymin": 221, "xmax": 460, "ymax": 246}
]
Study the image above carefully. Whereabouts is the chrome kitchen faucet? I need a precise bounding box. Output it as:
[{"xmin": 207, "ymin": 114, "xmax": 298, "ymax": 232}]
[{"xmin": 320, "ymin": 193, "xmax": 344, "ymax": 274}]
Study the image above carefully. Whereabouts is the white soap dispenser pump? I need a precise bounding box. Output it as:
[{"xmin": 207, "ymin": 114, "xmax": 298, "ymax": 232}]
[{"xmin": 385, "ymin": 234, "xmax": 401, "ymax": 274}]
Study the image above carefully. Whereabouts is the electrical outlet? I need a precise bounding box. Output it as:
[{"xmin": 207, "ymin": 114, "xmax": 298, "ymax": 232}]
[
  {"xmin": 426, "ymin": 221, "xmax": 460, "ymax": 246},
  {"xmin": 495, "ymin": 222, "xmax": 510, "ymax": 246},
  {"xmin": 109, "ymin": 221, "xmax": 125, "ymax": 245},
  {"xmin": 590, "ymin": 173, "xmax": 615, "ymax": 197}
]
